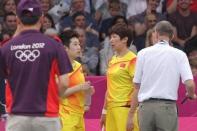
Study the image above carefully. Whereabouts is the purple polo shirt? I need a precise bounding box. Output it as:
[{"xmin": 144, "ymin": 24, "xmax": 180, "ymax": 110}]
[{"xmin": 0, "ymin": 30, "xmax": 72, "ymax": 117}]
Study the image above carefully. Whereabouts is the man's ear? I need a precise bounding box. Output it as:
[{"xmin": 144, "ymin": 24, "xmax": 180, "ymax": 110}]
[
  {"xmin": 171, "ymin": 34, "xmax": 174, "ymax": 40},
  {"xmin": 16, "ymin": 16, "xmax": 21, "ymax": 25}
]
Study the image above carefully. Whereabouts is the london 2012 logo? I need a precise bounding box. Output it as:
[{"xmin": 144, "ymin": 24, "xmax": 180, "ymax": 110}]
[
  {"xmin": 15, "ymin": 50, "xmax": 40, "ymax": 62},
  {"xmin": 11, "ymin": 43, "xmax": 45, "ymax": 62}
]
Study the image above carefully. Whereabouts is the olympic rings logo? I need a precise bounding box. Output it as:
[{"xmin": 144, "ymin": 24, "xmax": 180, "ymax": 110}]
[{"xmin": 15, "ymin": 50, "xmax": 40, "ymax": 62}]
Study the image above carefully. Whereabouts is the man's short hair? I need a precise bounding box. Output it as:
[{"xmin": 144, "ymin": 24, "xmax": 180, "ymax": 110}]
[
  {"xmin": 72, "ymin": 11, "xmax": 85, "ymax": 21},
  {"xmin": 59, "ymin": 30, "xmax": 79, "ymax": 47},
  {"xmin": 3, "ymin": 12, "xmax": 16, "ymax": 22},
  {"xmin": 108, "ymin": 23, "xmax": 133, "ymax": 47},
  {"xmin": 155, "ymin": 21, "xmax": 174, "ymax": 39},
  {"xmin": 16, "ymin": 0, "xmax": 42, "ymax": 25}
]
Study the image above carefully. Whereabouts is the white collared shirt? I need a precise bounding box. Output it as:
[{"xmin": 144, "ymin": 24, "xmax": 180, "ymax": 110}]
[{"xmin": 134, "ymin": 41, "xmax": 193, "ymax": 102}]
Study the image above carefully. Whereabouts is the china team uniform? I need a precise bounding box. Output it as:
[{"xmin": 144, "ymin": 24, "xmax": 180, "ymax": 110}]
[
  {"xmin": 59, "ymin": 60, "xmax": 86, "ymax": 131},
  {"xmin": 106, "ymin": 51, "xmax": 139, "ymax": 131}
]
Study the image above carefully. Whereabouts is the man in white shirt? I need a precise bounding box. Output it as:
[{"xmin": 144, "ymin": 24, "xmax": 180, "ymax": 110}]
[{"xmin": 126, "ymin": 21, "xmax": 196, "ymax": 131}]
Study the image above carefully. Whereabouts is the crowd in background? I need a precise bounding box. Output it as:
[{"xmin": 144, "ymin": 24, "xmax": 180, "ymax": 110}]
[{"xmin": 0, "ymin": 0, "xmax": 196, "ymax": 76}]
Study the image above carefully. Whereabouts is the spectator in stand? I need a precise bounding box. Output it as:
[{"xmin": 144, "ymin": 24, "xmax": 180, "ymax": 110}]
[
  {"xmin": 0, "ymin": 0, "xmax": 16, "ymax": 23},
  {"xmin": 72, "ymin": 12, "xmax": 100, "ymax": 48},
  {"xmin": 168, "ymin": 0, "xmax": 197, "ymax": 49},
  {"xmin": 145, "ymin": 13, "xmax": 158, "ymax": 30},
  {"xmin": 133, "ymin": 13, "xmax": 158, "ymax": 51},
  {"xmin": 129, "ymin": 0, "xmax": 166, "ymax": 34},
  {"xmin": 95, "ymin": 0, "xmax": 127, "ymax": 24},
  {"xmin": 99, "ymin": 0, "xmax": 124, "ymax": 41},
  {"xmin": 126, "ymin": 0, "xmax": 147, "ymax": 19},
  {"xmin": 2, "ymin": 12, "xmax": 17, "ymax": 36},
  {"xmin": 129, "ymin": 0, "xmax": 166, "ymax": 52},
  {"xmin": 59, "ymin": 0, "xmax": 98, "ymax": 33},
  {"xmin": 41, "ymin": 13, "xmax": 56, "ymax": 33},
  {"xmin": 39, "ymin": 0, "xmax": 53, "ymax": 14},
  {"xmin": 2, "ymin": 0, "xmax": 16, "ymax": 14},
  {"xmin": 74, "ymin": 27, "xmax": 99, "ymax": 75},
  {"xmin": 167, "ymin": 0, "xmax": 197, "ymax": 13},
  {"xmin": 126, "ymin": 0, "xmax": 179, "ymax": 18},
  {"xmin": 129, "ymin": 0, "xmax": 166, "ymax": 24}
]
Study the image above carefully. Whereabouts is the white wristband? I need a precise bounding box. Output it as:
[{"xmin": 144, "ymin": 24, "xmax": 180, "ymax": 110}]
[{"xmin": 102, "ymin": 109, "xmax": 107, "ymax": 114}]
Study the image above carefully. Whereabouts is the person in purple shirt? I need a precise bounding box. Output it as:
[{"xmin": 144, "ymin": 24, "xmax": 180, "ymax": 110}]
[{"xmin": 0, "ymin": 0, "xmax": 75, "ymax": 131}]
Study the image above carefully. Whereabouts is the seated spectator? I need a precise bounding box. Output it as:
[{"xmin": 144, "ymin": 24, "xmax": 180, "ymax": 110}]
[
  {"xmin": 71, "ymin": 12, "xmax": 100, "ymax": 48},
  {"xmin": 0, "ymin": 0, "xmax": 16, "ymax": 22},
  {"xmin": 129, "ymin": 0, "xmax": 166, "ymax": 23},
  {"xmin": 167, "ymin": 0, "xmax": 197, "ymax": 13},
  {"xmin": 145, "ymin": 13, "xmax": 158, "ymax": 29},
  {"xmin": 126, "ymin": 0, "xmax": 169, "ymax": 18},
  {"xmin": 2, "ymin": 0, "xmax": 16, "ymax": 14},
  {"xmin": 2, "ymin": 12, "xmax": 17, "ymax": 36},
  {"xmin": 168, "ymin": 0, "xmax": 197, "ymax": 48},
  {"xmin": 39, "ymin": 0, "xmax": 53, "ymax": 14},
  {"xmin": 95, "ymin": 0, "xmax": 127, "ymax": 24},
  {"xmin": 59, "ymin": 0, "xmax": 98, "ymax": 33},
  {"xmin": 99, "ymin": 0, "xmax": 125, "ymax": 41},
  {"xmin": 74, "ymin": 27, "xmax": 99, "ymax": 75},
  {"xmin": 129, "ymin": 0, "xmax": 166, "ymax": 31},
  {"xmin": 126, "ymin": 0, "xmax": 148, "ymax": 19},
  {"xmin": 133, "ymin": 13, "xmax": 158, "ymax": 51},
  {"xmin": 41, "ymin": 14, "xmax": 56, "ymax": 33}
]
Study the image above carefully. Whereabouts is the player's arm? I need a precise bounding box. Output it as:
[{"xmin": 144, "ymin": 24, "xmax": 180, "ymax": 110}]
[
  {"xmin": 58, "ymin": 74, "xmax": 69, "ymax": 98},
  {"xmin": 127, "ymin": 83, "xmax": 139, "ymax": 131},
  {"xmin": 62, "ymin": 81, "xmax": 93, "ymax": 98}
]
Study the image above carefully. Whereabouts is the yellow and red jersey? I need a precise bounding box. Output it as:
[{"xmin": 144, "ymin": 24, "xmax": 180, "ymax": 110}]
[
  {"xmin": 107, "ymin": 51, "xmax": 136, "ymax": 108},
  {"xmin": 60, "ymin": 60, "xmax": 85, "ymax": 114}
]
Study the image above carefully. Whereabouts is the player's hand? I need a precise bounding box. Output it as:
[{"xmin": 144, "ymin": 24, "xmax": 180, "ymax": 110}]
[
  {"xmin": 84, "ymin": 105, "xmax": 90, "ymax": 112},
  {"xmin": 126, "ymin": 110, "xmax": 135, "ymax": 131},
  {"xmin": 100, "ymin": 114, "xmax": 106, "ymax": 129},
  {"xmin": 88, "ymin": 86, "xmax": 95, "ymax": 95},
  {"xmin": 80, "ymin": 82, "xmax": 95, "ymax": 94},
  {"xmin": 126, "ymin": 116, "xmax": 134, "ymax": 131},
  {"xmin": 80, "ymin": 81, "xmax": 91, "ymax": 91}
]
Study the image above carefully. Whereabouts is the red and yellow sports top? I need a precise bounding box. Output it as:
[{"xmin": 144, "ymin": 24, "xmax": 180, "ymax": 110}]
[
  {"xmin": 60, "ymin": 60, "xmax": 85, "ymax": 114},
  {"xmin": 107, "ymin": 51, "xmax": 136, "ymax": 108}
]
